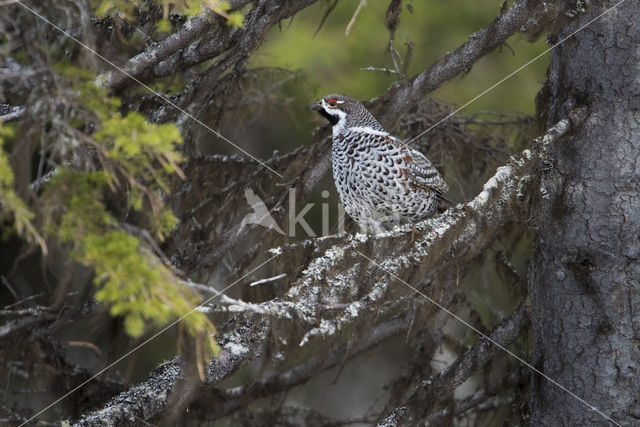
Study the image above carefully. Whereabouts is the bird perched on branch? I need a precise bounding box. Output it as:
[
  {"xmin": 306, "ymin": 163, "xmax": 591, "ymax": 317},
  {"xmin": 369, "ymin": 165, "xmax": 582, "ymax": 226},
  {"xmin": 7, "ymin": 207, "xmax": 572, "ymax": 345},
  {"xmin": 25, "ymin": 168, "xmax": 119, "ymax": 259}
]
[{"xmin": 311, "ymin": 94, "xmax": 448, "ymax": 233}]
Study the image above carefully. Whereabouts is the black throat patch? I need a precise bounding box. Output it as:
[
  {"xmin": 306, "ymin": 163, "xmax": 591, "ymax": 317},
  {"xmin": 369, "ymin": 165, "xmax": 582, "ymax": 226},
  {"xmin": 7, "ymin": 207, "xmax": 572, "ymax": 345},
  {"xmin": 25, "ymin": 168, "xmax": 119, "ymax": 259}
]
[{"xmin": 316, "ymin": 108, "xmax": 339, "ymax": 126}]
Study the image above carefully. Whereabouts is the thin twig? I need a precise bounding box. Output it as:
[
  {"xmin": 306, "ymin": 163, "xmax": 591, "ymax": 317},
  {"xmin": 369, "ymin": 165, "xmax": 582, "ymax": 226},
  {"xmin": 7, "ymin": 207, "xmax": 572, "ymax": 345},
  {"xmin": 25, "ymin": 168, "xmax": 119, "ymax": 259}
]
[{"xmin": 345, "ymin": 0, "xmax": 366, "ymax": 36}]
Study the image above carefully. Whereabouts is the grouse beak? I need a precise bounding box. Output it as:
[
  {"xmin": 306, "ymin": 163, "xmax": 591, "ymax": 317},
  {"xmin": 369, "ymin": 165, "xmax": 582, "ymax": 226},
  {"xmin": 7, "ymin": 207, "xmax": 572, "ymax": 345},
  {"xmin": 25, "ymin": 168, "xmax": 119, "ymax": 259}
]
[{"xmin": 310, "ymin": 102, "xmax": 322, "ymax": 111}]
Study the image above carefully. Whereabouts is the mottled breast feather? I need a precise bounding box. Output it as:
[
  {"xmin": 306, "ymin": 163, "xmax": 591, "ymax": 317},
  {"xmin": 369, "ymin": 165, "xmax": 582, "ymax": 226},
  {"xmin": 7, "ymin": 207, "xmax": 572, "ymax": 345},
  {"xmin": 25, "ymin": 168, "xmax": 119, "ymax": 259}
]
[
  {"xmin": 315, "ymin": 93, "xmax": 448, "ymax": 233},
  {"xmin": 331, "ymin": 127, "xmax": 448, "ymax": 233}
]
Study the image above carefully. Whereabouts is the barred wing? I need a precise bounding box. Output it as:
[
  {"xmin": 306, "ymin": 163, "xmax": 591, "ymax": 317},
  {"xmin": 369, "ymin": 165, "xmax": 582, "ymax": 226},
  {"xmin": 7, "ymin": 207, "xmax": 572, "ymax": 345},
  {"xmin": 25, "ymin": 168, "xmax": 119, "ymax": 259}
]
[
  {"xmin": 405, "ymin": 147, "xmax": 449, "ymax": 196},
  {"xmin": 385, "ymin": 135, "xmax": 449, "ymax": 197}
]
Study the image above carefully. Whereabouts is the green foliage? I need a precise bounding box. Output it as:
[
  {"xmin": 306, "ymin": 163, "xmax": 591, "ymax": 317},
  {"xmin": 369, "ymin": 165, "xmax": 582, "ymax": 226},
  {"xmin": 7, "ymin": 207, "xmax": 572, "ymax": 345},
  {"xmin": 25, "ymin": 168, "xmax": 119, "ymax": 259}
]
[
  {"xmin": 0, "ymin": 124, "xmax": 47, "ymax": 253},
  {"xmin": 0, "ymin": 125, "xmax": 15, "ymax": 185},
  {"xmin": 224, "ymin": 5, "xmax": 245, "ymax": 27},
  {"xmin": 55, "ymin": 63, "xmax": 121, "ymax": 117},
  {"xmin": 31, "ymin": 66, "xmax": 220, "ymax": 362},
  {"xmin": 80, "ymin": 231, "xmax": 194, "ymax": 340},
  {"xmin": 46, "ymin": 169, "xmax": 113, "ymax": 243},
  {"xmin": 57, "ymin": 64, "xmax": 184, "ymax": 239},
  {"xmin": 95, "ymin": 111, "xmax": 184, "ymax": 189},
  {"xmin": 156, "ymin": 18, "xmax": 172, "ymax": 33},
  {"xmin": 42, "ymin": 168, "xmax": 219, "ymax": 358},
  {"xmin": 149, "ymin": 75, "xmax": 187, "ymax": 95},
  {"xmin": 96, "ymin": 109, "xmax": 183, "ymax": 239},
  {"xmin": 93, "ymin": 0, "xmax": 135, "ymax": 19},
  {"xmin": 91, "ymin": 0, "xmax": 244, "ymax": 28}
]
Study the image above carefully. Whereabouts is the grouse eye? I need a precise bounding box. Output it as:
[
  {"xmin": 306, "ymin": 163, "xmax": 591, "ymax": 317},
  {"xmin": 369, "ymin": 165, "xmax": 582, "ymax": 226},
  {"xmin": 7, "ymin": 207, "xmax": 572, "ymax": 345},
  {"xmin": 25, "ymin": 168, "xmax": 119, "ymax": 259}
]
[{"xmin": 327, "ymin": 98, "xmax": 338, "ymax": 107}]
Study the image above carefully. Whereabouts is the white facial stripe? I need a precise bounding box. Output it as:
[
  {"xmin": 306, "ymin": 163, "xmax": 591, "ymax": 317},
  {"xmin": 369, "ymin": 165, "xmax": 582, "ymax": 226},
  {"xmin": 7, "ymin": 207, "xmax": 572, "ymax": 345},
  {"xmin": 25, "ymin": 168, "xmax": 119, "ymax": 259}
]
[
  {"xmin": 319, "ymin": 98, "xmax": 347, "ymax": 134},
  {"xmin": 320, "ymin": 99, "xmax": 345, "ymax": 118},
  {"xmin": 332, "ymin": 109, "xmax": 348, "ymax": 135},
  {"xmin": 347, "ymin": 126, "xmax": 389, "ymax": 136}
]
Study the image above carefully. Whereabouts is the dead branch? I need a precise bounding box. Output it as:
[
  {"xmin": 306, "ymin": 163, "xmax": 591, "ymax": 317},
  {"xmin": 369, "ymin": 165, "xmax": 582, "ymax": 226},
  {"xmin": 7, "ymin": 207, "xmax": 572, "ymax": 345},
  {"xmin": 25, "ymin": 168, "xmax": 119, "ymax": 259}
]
[
  {"xmin": 378, "ymin": 301, "xmax": 530, "ymax": 425},
  {"xmin": 424, "ymin": 367, "xmax": 528, "ymax": 425},
  {"xmin": 369, "ymin": 0, "xmax": 555, "ymax": 126},
  {"xmin": 0, "ymin": 104, "xmax": 25, "ymax": 122},
  {"xmin": 103, "ymin": 0, "xmax": 318, "ymax": 93},
  {"xmin": 73, "ymin": 318, "xmax": 270, "ymax": 426},
  {"xmin": 101, "ymin": 0, "xmax": 252, "ymax": 92},
  {"xmin": 193, "ymin": 312, "xmax": 412, "ymax": 422},
  {"xmin": 71, "ymin": 125, "xmax": 545, "ymax": 424}
]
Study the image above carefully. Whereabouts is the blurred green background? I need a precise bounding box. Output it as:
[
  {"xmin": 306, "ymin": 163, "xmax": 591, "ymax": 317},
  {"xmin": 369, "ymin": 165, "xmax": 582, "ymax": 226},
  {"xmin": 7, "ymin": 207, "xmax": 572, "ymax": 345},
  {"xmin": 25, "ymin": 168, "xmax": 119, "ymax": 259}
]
[{"xmin": 251, "ymin": 0, "xmax": 547, "ymax": 114}]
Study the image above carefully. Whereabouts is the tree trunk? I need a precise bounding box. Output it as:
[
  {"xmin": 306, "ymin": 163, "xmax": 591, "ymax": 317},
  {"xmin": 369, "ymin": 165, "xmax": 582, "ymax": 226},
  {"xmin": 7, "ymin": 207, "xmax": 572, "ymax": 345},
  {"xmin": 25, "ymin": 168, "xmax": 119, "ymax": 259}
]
[{"xmin": 530, "ymin": 2, "xmax": 640, "ymax": 425}]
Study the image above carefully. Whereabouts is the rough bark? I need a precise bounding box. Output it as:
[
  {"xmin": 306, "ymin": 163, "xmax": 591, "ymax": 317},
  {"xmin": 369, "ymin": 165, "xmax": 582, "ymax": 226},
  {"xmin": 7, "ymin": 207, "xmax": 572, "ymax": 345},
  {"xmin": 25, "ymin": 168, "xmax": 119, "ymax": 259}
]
[{"xmin": 530, "ymin": 2, "xmax": 640, "ymax": 426}]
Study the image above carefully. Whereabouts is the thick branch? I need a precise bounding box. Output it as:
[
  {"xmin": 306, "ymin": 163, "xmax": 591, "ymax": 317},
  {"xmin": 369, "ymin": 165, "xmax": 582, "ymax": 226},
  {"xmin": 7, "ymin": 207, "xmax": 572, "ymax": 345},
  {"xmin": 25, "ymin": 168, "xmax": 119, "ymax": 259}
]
[
  {"xmin": 103, "ymin": 0, "xmax": 317, "ymax": 93},
  {"xmin": 102, "ymin": 1, "xmax": 251, "ymax": 91},
  {"xmin": 73, "ymin": 358, "xmax": 183, "ymax": 426},
  {"xmin": 73, "ymin": 143, "xmax": 528, "ymax": 424},
  {"xmin": 73, "ymin": 103, "xmax": 587, "ymax": 426},
  {"xmin": 73, "ymin": 318, "xmax": 269, "ymax": 426},
  {"xmin": 0, "ymin": 309, "xmax": 56, "ymax": 343},
  {"xmin": 173, "ymin": 0, "xmax": 554, "ymax": 273}
]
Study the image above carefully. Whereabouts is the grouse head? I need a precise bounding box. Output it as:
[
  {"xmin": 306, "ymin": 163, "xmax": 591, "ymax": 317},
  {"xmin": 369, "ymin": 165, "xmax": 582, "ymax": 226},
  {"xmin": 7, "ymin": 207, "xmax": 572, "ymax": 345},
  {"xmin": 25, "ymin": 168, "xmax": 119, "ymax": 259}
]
[{"xmin": 311, "ymin": 94, "xmax": 384, "ymax": 133}]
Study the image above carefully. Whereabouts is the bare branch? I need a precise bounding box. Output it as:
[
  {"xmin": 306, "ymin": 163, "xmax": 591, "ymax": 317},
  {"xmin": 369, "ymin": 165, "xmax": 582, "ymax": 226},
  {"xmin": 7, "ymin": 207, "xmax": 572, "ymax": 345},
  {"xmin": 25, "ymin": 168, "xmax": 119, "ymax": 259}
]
[
  {"xmin": 194, "ymin": 312, "xmax": 412, "ymax": 421},
  {"xmin": 424, "ymin": 368, "xmax": 527, "ymax": 424},
  {"xmin": 378, "ymin": 301, "xmax": 530, "ymax": 425},
  {"xmin": 103, "ymin": 0, "xmax": 318, "ymax": 93},
  {"xmin": 345, "ymin": 0, "xmax": 367, "ymax": 36},
  {"xmin": 0, "ymin": 104, "xmax": 25, "ymax": 122},
  {"xmin": 313, "ymin": 0, "xmax": 339, "ymax": 37},
  {"xmin": 101, "ymin": 1, "xmax": 251, "ymax": 91},
  {"xmin": 369, "ymin": 0, "xmax": 554, "ymax": 125}
]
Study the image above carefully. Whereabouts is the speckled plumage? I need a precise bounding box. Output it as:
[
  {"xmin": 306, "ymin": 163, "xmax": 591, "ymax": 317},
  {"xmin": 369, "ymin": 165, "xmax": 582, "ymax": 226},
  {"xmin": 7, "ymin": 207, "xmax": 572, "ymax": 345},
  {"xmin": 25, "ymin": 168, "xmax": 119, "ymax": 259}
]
[{"xmin": 312, "ymin": 94, "xmax": 448, "ymax": 233}]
